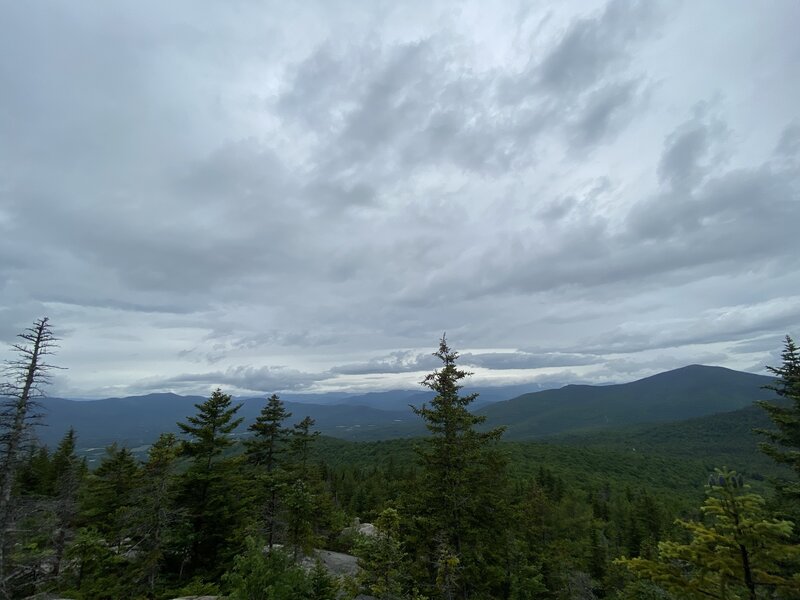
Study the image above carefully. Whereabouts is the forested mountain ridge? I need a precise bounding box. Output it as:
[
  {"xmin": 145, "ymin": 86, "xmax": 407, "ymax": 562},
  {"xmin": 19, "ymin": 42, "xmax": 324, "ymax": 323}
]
[
  {"xmin": 37, "ymin": 394, "xmax": 413, "ymax": 448},
  {"xmin": 479, "ymin": 364, "xmax": 778, "ymax": 439},
  {"xmin": 37, "ymin": 364, "xmax": 777, "ymax": 449}
]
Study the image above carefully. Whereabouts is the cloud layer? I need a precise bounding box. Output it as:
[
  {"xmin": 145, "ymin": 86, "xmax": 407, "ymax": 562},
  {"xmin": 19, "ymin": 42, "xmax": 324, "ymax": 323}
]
[{"xmin": 1, "ymin": 0, "xmax": 798, "ymax": 397}]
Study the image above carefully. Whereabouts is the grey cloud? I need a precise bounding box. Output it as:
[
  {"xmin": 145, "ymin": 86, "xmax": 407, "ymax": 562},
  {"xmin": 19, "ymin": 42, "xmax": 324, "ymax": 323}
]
[
  {"xmin": 140, "ymin": 365, "xmax": 328, "ymax": 395},
  {"xmin": 732, "ymin": 335, "xmax": 790, "ymax": 354},
  {"xmin": 537, "ymin": 0, "xmax": 657, "ymax": 94},
  {"xmin": 568, "ymin": 79, "xmax": 642, "ymax": 148},
  {"xmin": 537, "ymin": 196, "xmax": 578, "ymax": 221},
  {"xmin": 276, "ymin": 1, "xmax": 660, "ymax": 186},
  {"xmin": 42, "ymin": 297, "xmax": 194, "ymax": 316},
  {"xmin": 775, "ymin": 122, "xmax": 800, "ymax": 158},
  {"xmin": 330, "ymin": 351, "xmax": 440, "ymax": 375},
  {"xmin": 631, "ymin": 155, "xmax": 797, "ymax": 247},
  {"xmin": 460, "ymin": 352, "xmax": 597, "ymax": 370},
  {"xmin": 276, "ymin": 42, "xmax": 360, "ymax": 133},
  {"xmin": 232, "ymin": 330, "xmax": 342, "ymax": 350},
  {"xmin": 658, "ymin": 109, "xmax": 728, "ymax": 192},
  {"xmin": 1, "ymin": 1, "xmax": 798, "ymax": 396},
  {"xmin": 280, "ymin": 38, "xmax": 536, "ymax": 180},
  {"xmin": 597, "ymin": 351, "xmax": 731, "ymax": 378},
  {"xmin": 177, "ymin": 139, "xmax": 289, "ymax": 204},
  {"xmin": 579, "ymin": 298, "xmax": 800, "ymax": 356},
  {"xmin": 403, "ymin": 146, "xmax": 799, "ymax": 310}
]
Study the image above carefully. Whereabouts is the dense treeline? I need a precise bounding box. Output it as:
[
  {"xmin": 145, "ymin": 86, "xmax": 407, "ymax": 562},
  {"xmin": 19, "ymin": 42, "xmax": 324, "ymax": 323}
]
[{"xmin": 1, "ymin": 323, "xmax": 799, "ymax": 599}]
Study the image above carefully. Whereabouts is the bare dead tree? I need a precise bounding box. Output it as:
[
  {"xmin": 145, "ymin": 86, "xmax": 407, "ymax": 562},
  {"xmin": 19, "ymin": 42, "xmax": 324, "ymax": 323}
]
[{"xmin": 0, "ymin": 317, "xmax": 59, "ymax": 598}]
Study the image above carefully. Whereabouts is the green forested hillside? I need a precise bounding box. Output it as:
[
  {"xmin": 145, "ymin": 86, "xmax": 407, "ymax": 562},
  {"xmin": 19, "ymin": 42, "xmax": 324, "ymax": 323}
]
[
  {"xmin": 312, "ymin": 402, "xmax": 783, "ymax": 513},
  {"xmin": 479, "ymin": 364, "xmax": 777, "ymax": 439},
  {"xmin": 547, "ymin": 404, "xmax": 784, "ymax": 479}
]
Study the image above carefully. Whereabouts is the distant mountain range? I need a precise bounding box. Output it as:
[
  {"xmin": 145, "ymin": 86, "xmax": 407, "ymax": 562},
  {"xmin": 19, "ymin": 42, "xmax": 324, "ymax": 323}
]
[
  {"xmin": 33, "ymin": 365, "xmax": 777, "ymax": 450},
  {"xmin": 34, "ymin": 383, "xmax": 554, "ymax": 448}
]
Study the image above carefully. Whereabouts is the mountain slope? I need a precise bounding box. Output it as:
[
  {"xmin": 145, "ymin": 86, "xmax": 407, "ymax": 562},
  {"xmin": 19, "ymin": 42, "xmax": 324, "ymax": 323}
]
[
  {"xmin": 36, "ymin": 394, "xmax": 416, "ymax": 448},
  {"xmin": 545, "ymin": 403, "xmax": 788, "ymax": 480},
  {"xmin": 479, "ymin": 365, "xmax": 777, "ymax": 439},
  {"xmin": 36, "ymin": 365, "xmax": 779, "ymax": 448}
]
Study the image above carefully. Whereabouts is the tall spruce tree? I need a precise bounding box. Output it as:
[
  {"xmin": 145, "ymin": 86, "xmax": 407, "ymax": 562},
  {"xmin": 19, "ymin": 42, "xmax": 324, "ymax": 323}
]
[
  {"xmin": 50, "ymin": 428, "xmax": 84, "ymax": 579},
  {"xmin": 410, "ymin": 335, "xmax": 507, "ymax": 600},
  {"xmin": 177, "ymin": 388, "xmax": 244, "ymax": 577},
  {"xmin": 131, "ymin": 432, "xmax": 181, "ymax": 595},
  {"xmin": 83, "ymin": 444, "xmax": 141, "ymax": 550},
  {"xmin": 756, "ymin": 335, "xmax": 800, "ymax": 502},
  {"xmin": 284, "ymin": 416, "xmax": 322, "ymax": 558},
  {"xmin": 245, "ymin": 394, "xmax": 292, "ymax": 549}
]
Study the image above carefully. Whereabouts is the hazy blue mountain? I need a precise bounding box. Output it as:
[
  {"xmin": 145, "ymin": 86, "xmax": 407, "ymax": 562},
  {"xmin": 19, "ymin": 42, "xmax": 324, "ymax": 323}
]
[
  {"xmin": 35, "ymin": 365, "xmax": 777, "ymax": 449},
  {"xmin": 280, "ymin": 382, "xmax": 558, "ymax": 410},
  {"xmin": 478, "ymin": 364, "xmax": 777, "ymax": 439},
  {"xmin": 36, "ymin": 394, "xmax": 415, "ymax": 449},
  {"xmin": 36, "ymin": 383, "xmax": 555, "ymax": 448}
]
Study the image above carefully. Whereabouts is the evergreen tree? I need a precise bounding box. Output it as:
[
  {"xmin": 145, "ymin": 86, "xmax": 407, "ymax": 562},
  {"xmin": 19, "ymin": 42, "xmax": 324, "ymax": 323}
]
[
  {"xmin": 756, "ymin": 335, "xmax": 800, "ymax": 502},
  {"xmin": 355, "ymin": 507, "xmax": 408, "ymax": 600},
  {"xmin": 308, "ymin": 560, "xmax": 339, "ymax": 600},
  {"xmin": 284, "ymin": 416, "xmax": 322, "ymax": 558},
  {"xmin": 245, "ymin": 393, "xmax": 292, "ymax": 548},
  {"xmin": 619, "ymin": 469, "xmax": 800, "ymax": 599},
  {"xmin": 176, "ymin": 388, "xmax": 244, "ymax": 577},
  {"xmin": 223, "ymin": 537, "xmax": 312, "ymax": 600},
  {"xmin": 130, "ymin": 432, "xmax": 182, "ymax": 595},
  {"xmin": 62, "ymin": 526, "xmax": 134, "ymax": 599},
  {"xmin": 2, "ymin": 430, "xmax": 84, "ymax": 597},
  {"xmin": 410, "ymin": 335, "xmax": 508, "ymax": 599},
  {"xmin": 83, "ymin": 444, "xmax": 141, "ymax": 550},
  {"xmin": 50, "ymin": 428, "xmax": 84, "ymax": 579}
]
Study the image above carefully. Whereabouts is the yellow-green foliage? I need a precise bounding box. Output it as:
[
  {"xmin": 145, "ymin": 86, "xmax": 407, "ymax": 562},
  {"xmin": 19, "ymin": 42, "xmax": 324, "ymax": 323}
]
[{"xmin": 618, "ymin": 468, "xmax": 800, "ymax": 599}]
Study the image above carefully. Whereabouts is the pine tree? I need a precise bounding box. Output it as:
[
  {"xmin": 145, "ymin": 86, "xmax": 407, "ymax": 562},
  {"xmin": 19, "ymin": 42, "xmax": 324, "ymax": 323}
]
[
  {"xmin": 50, "ymin": 428, "xmax": 84, "ymax": 579},
  {"xmin": 0, "ymin": 317, "xmax": 58, "ymax": 598},
  {"xmin": 756, "ymin": 335, "xmax": 800, "ymax": 502},
  {"xmin": 619, "ymin": 468, "xmax": 800, "ymax": 599},
  {"xmin": 284, "ymin": 416, "xmax": 321, "ymax": 558},
  {"xmin": 176, "ymin": 388, "xmax": 244, "ymax": 577},
  {"xmin": 354, "ymin": 507, "xmax": 408, "ymax": 600},
  {"xmin": 223, "ymin": 537, "xmax": 312, "ymax": 600},
  {"xmin": 245, "ymin": 394, "xmax": 292, "ymax": 548},
  {"xmin": 130, "ymin": 432, "xmax": 181, "ymax": 595},
  {"xmin": 410, "ymin": 335, "xmax": 507, "ymax": 599},
  {"xmin": 84, "ymin": 444, "xmax": 141, "ymax": 550}
]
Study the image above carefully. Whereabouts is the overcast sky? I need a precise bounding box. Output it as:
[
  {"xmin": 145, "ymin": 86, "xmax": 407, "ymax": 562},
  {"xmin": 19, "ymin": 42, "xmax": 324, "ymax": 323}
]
[{"xmin": 1, "ymin": 0, "xmax": 798, "ymax": 399}]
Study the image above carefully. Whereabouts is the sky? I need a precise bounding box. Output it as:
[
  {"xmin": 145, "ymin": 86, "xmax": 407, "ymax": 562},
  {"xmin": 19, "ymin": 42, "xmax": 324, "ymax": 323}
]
[{"xmin": 1, "ymin": 0, "xmax": 798, "ymax": 399}]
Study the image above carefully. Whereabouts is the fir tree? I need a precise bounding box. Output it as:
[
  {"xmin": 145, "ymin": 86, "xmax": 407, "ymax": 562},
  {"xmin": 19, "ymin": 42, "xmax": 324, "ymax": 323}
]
[
  {"xmin": 131, "ymin": 432, "xmax": 182, "ymax": 595},
  {"xmin": 176, "ymin": 388, "xmax": 244, "ymax": 577},
  {"xmin": 619, "ymin": 468, "xmax": 800, "ymax": 599},
  {"xmin": 245, "ymin": 394, "xmax": 292, "ymax": 548},
  {"xmin": 410, "ymin": 335, "xmax": 507, "ymax": 599},
  {"xmin": 284, "ymin": 416, "xmax": 322, "ymax": 558},
  {"xmin": 756, "ymin": 335, "xmax": 800, "ymax": 502},
  {"xmin": 50, "ymin": 428, "xmax": 84, "ymax": 579},
  {"xmin": 355, "ymin": 507, "xmax": 408, "ymax": 600},
  {"xmin": 83, "ymin": 444, "xmax": 140, "ymax": 550}
]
